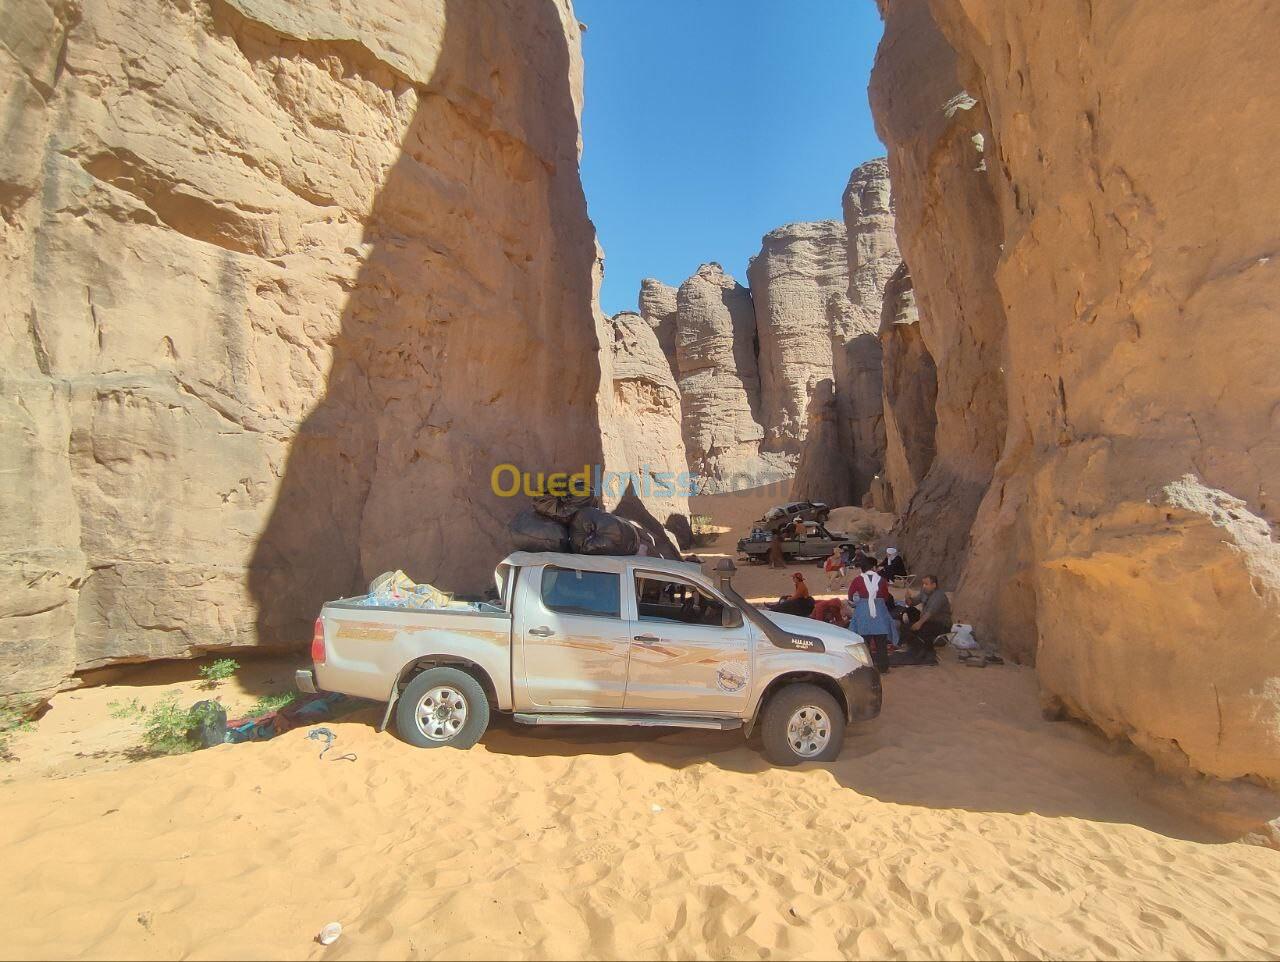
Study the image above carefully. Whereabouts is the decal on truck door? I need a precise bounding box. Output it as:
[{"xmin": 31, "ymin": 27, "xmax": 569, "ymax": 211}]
[{"xmin": 715, "ymin": 660, "xmax": 750, "ymax": 694}]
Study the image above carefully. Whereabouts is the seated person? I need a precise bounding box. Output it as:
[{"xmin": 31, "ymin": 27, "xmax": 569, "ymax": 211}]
[
  {"xmin": 823, "ymin": 547, "xmax": 847, "ymax": 589},
  {"xmin": 879, "ymin": 546, "xmax": 907, "ymax": 580},
  {"xmin": 810, "ymin": 597, "xmax": 851, "ymax": 628},
  {"xmin": 766, "ymin": 572, "xmax": 816, "ymax": 617},
  {"xmin": 900, "ymin": 574, "xmax": 951, "ymax": 653}
]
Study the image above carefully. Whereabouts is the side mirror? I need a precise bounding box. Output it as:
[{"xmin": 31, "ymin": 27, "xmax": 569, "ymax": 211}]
[{"xmin": 722, "ymin": 606, "xmax": 743, "ymax": 629}]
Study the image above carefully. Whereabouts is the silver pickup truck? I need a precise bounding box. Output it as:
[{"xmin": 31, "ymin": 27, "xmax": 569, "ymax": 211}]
[{"xmin": 297, "ymin": 552, "xmax": 881, "ymax": 765}]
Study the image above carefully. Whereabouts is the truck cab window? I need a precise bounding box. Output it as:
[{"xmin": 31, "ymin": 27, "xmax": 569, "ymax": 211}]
[
  {"xmin": 541, "ymin": 566, "xmax": 621, "ymax": 618},
  {"xmin": 634, "ymin": 574, "xmax": 727, "ymax": 627}
]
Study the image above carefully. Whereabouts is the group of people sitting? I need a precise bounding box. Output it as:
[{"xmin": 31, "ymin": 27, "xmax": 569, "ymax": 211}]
[
  {"xmin": 823, "ymin": 543, "xmax": 904, "ymax": 590},
  {"xmin": 765, "ymin": 546, "xmax": 952, "ymax": 674}
]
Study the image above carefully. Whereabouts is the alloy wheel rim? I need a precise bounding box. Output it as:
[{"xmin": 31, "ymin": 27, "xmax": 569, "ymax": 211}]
[
  {"xmin": 415, "ymin": 685, "xmax": 468, "ymax": 741},
  {"xmin": 786, "ymin": 706, "xmax": 831, "ymax": 757}
]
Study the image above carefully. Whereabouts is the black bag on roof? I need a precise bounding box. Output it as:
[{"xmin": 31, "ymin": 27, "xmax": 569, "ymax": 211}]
[
  {"xmin": 509, "ymin": 509, "xmax": 571, "ymax": 553},
  {"xmin": 531, "ymin": 493, "xmax": 600, "ymax": 524},
  {"xmin": 570, "ymin": 507, "xmax": 640, "ymax": 556},
  {"xmin": 612, "ymin": 482, "xmax": 682, "ymax": 561}
]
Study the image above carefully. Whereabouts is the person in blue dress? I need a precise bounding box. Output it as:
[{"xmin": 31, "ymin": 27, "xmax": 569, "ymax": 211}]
[{"xmin": 848, "ymin": 556, "xmax": 894, "ymax": 673}]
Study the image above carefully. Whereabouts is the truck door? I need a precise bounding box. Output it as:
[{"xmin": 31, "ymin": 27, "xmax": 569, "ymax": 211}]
[
  {"xmin": 516, "ymin": 564, "xmax": 630, "ymax": 709},
  {"xmin": 625, "ymin": 569, "xmax": 752, "ymax": 714}
]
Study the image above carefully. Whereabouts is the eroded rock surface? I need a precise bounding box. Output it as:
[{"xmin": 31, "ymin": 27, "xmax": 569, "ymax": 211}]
[
  {"xmin": 792, "ymin": 160, "xmax": 900, "ymax": 506},
  {"xmin": 638, "ymin": 278, "xmax": 679, "ymax": 381},
  {"xmin": 876, "ymin": 0, "xmax": 1280, "ymax": 781},
  {"xmin": 878, "ymin": 263, "xmax": 936, "ymax": 512},
  {"xmin": 0, "ymin": 0, "xmax": 603, "ymax": 701},
  {"xmin": 749, "ymin": 221, "xmax": 849, "ymax": 461},
  {"xmin": 598, "ymin": 311, "xmax": 689, "ymax": 523},
  {"xmin": 673, "ymin": 264, "xmax": 780, "ymax": 490},
  {"xmin": 870, "ymin": 0, "xmax": 1009, "ymax": 599}
]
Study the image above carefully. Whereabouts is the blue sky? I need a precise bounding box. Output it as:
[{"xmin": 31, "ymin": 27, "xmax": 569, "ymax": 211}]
[{"xmin": 576, "ymin": 0, "xmax": 886, "ymax": 316}]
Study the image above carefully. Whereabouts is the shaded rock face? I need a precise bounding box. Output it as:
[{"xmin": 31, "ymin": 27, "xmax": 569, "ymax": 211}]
[
  {"xmin": 794, "ymin": 159, "xmax": 901, "ymax": 506},
  {"xmin": 0, "ymin": 0, "xmax": 603, "ymax": 701},
  {"xmin": 877, "ymin": 0, "xmax": 1280, "ymax": 781},
  {"xmin": 870, "ymin": 0, "xmax": 1009, "ymax": 600},
  {"xmin": 673, "ymin": 264, "xmax": 779, "ymax": 490},
  {"xmin": 878, "ymin": 263, "xmax": 936, "ymax": 512},
  {"xmin": 748, "ymin": 221, "xmax": 849, "ymax": 461},
  {"xmin": 598, "ymin": 311, "xmax": 689, "ymax": 524},
  {"xmin": 637, "ymin": 278, "xmax": 679, "ymax": 381}
]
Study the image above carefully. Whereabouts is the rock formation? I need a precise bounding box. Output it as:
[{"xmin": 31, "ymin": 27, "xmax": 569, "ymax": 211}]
[
  {"xmin": 638, "ymin": 278, "xmax": 679, "ymax": 381},
  {"xmin": 749, "ymin": 221, "xmax": 850, "ymax": 462},
  {"xmin": 672, "ymin": 264, "xmax": 779, "ymax": 490},
  {"xmin": 598, "ymin": 310, "xmax": 689, "ymax": 523},
  {"xmin": 0, "ymin": 0, "xmax": 604, "ymax": 703},
  {"xmin": 792, "ymin": 159, "xmax": 900, "ymax": 505},
  {"xmin": 878, "ymin": 263, "xmax": 936, "ymax": 512},
  {"xmin": 874, "ymin": 0, "xmax": 1280, "ymax": 782},
  {"xmin": 870, "ymin": 0, "xmax": 1009, "ymax": 596}
]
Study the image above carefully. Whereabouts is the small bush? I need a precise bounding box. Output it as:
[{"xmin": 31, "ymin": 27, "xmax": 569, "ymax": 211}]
[
  {"xmin": 690, "ymin": 514, "xmax": 714, "ymax": 536},
  {"xmin": 198, "ymin": 658, "xmax": 240, "ymax": 689},
  {"xmin": 110, "ymin": 692, "xmax": 222, "ymax": 755},
  {"xmin": 0, "ymin": 700, "xmax": 35, "ymax": 763},
  {"xmin": 245, "ymin": 692, "xmax": 294, "ymax": 719}
]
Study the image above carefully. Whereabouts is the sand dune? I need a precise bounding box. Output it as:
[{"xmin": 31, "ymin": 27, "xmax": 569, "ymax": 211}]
[
  {"xmin": 4, "ymin": 487, "xmax": 1280, "ymax": 959},
  {"xmin": 4, "ymin": 654, "xmax": 1280, "ymax": 960}
]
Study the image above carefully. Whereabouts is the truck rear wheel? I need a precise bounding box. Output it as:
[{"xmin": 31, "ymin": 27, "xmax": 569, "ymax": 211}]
[
  {"xmin": 395, "ymin": 667, "xmax": 490, "ymax": 750},
  {"xmin": 761, "ymin": 683, "xmax": 845, "ymax": 766}
]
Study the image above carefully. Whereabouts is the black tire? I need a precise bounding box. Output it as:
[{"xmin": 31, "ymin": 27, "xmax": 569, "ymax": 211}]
[
  {"xmin": 761, "ymin": 683, "xmax": 846, "ymax": 766},
  {"xmin": 395, "ymin": 667, "xmax": 490, "ymax": 750}
]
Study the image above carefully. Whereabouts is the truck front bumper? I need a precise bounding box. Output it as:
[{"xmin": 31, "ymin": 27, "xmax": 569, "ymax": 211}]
[
  {"xmin": 295, "ymin": 668, "xmax": 319, "ymax": 694},
  {"xmin": 838, "ymin": 666, "xmax": 882, "ymax": 722}
]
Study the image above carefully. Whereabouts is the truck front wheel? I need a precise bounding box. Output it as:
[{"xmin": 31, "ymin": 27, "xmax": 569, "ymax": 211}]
[
  {"xmin": 395, "ymin": 667, "xmax": 490, "ymax": 750},
  {"xmin": 761, "ymin": 683, "xmax": 846, "ymax": 766}
]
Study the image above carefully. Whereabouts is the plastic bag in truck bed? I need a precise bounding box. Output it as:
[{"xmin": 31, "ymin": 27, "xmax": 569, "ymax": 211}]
[
  {"xmin": 509, "ymin": 509, "xmax": 571, "ymax": 552},
  {"xmin": 570, "ymin": 507, "xmax": 640, "ymax": 555},
  {"xmin": 355, "ymin": 570, "xmax": 453, "ymax": 609}
]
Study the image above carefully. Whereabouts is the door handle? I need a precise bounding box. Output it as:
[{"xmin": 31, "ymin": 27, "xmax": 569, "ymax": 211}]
[
  {"xmin": 528, "ymin": 626, "xmax": 555, "ymax": 637},
  {"xmin": 633, "ymin": 634, "xmax": 660, "ymax": 644}
]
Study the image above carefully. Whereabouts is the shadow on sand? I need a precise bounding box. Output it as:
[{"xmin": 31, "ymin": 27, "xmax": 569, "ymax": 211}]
[{"xmin": 458, "ymin": 662, "xmax": 1266, "ymax": 845}]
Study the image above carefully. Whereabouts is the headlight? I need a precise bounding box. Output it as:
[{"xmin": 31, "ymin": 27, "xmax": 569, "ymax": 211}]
[{"xmin": 846, "ymin": 641, "xmax": 871, "ymax": 667}]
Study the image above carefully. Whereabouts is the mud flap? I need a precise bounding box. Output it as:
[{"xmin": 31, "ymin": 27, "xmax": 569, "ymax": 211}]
[{"xmin": 378, "ymin": 679, "xmax": 399, "ymax": 734}]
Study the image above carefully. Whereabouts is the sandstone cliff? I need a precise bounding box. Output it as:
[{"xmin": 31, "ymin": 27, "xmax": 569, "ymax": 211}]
[
  {"xmin": 749, "ymin": 221, "xmax": 850, "ymax": 464},
  {"xmin": 878, "ymin": 263, "xmax": 936, "ymax": 513},
  {"xmin": 672, "ymin": 264, "xmax": 778, "ymax": 490},
  {"xmin": 0, "ymin": 0, "xmax": 604, "ymax": 702},
  {"xmin": 870, "ymin": 0, "xmax": 1009, "ymax": 593},
  {"xmin": 637, "ymin": 278, "xmax": 679, "ymax": 381},
  {"xmin": 598, "ymin": 311, "xmax": 689, "ymax": 523},
  {"xmin": 793, "ymin": 160, "xmax": 901, "ymax": 505},
  {"xmin": 875, "ymin": 0, "xmax": 1280, "ymax": 782}
]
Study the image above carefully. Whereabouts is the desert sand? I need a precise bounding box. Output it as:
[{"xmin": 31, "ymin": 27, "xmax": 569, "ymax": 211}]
[{"xmin": 3, "ymin": 488, "xmax": 1280, "ymax": 960}]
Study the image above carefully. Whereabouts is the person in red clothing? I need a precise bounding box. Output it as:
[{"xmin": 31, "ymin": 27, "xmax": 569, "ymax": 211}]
[
  {"xmin": 848, "ymin": 556, "xmax": 894, "ymax": 673},
  {"xmin": 810, "ymin": 597, "xmax": 851, "ymax": 628}
]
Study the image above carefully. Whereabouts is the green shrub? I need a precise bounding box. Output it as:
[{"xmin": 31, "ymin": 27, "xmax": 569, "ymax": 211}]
[
  {"xmin": 110, "ymin": 692, "xmax": 222, "ymax": 755},
  {"xmin": 0, "ymin": 700, "xmax": 35, "ymax": 763},
  {"xmin": 245, "ymin": 692, "xmax": 294, "ymax": 719},
  {"xmin": 198, "ymin": 658, "xmax": 240, "ymax": 689}
]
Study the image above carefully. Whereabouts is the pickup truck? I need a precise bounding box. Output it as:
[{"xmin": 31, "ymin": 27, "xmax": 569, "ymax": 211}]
[{"xmin": 297, "ymin": 551, "xmax": 881, "ymax": 765}]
